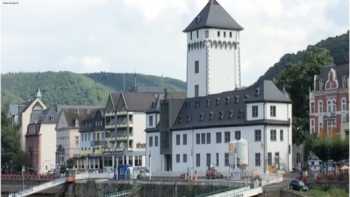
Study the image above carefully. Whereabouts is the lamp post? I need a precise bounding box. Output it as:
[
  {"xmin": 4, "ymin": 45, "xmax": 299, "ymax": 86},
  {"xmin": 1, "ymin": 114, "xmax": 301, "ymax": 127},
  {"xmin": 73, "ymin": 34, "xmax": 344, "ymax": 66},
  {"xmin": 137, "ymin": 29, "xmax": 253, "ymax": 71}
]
[{"xmin": 21, "ymin": 166, "xmax": 25, "ymax": 191}]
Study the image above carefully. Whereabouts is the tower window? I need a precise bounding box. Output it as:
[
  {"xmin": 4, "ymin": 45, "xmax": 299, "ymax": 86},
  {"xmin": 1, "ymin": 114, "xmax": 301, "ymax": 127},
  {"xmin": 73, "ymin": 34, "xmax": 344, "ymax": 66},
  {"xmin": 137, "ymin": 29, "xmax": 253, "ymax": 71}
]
[
  {"xmin": 217, "ymin": 31, "xmax": 220, "ymax": 37},
  {"xmin": 195, "ymin": 61, "xmax": 199, "ymax": 73},
  {"xmin": 195, "ymin": 85, "xmax": 199, "ymax": 97}
]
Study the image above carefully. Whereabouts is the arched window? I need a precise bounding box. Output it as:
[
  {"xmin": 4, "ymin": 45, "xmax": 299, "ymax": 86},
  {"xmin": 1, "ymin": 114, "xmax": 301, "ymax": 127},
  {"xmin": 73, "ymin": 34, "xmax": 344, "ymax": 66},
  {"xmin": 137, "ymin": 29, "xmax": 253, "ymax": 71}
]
[
  {"xmin": 332, "ymin": 99, "xmax": 337, "ymax": 112},
  {"xmin": 318, "ymin": 100, "xmax": 323, "ymax": 113},
  {"xmin": 327, "ymin": 100, "xmax": 332, "ymax": 112}
]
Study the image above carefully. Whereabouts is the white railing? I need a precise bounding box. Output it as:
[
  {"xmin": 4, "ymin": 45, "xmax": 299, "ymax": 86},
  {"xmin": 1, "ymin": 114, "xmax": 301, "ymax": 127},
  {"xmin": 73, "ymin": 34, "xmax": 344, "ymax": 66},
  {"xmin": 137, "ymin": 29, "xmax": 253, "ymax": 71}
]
[
  {"xmin": 8, "ymin": 177, "xmax": 66, "ymax": 197},
  {"xmin": 206, "ymin": 186, "xmax": 263, "ymax": 197},
  {"xmin": 8, "ymin": 172, "xmax": 114, "ymax": 197}
]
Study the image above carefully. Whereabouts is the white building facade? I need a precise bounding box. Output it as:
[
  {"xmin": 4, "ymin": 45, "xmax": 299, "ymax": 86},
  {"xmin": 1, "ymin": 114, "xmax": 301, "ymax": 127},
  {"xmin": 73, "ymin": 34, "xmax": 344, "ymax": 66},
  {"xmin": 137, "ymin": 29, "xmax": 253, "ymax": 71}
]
[
  {"xmin": 185, "ymin": 0, "xmax": 243, "ymax": 98},
  {"xmin": 146, "ymin": 0, "xmax": 293, "ymax": 177}
]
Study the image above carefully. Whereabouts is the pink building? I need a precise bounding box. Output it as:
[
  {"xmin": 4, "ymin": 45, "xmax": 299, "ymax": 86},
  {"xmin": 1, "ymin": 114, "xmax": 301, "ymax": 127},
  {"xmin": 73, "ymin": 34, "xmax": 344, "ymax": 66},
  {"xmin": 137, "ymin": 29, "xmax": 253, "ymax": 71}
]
[{"xmin": 309, "ymin": 64, "xmax": 349, "ymax": 139}]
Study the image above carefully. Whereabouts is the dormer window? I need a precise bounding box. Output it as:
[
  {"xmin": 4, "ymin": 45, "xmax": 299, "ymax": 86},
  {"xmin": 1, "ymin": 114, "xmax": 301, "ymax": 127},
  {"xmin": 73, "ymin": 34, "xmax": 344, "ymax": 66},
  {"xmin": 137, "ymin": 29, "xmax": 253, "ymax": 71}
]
[
  {"xmin": 207, "ymin": 99, "xmax": 211, "ymax": 107},
  {"xmin": 199, "ymin": 113, "xmax": 204, "ymax": 121},
  {"xmin": 195, "ymin": 100, "xmax": 200, "ymax": 108},
  {"xmin": 209, "ymin": 112, "xmax": 214, "ymax": 120},
  {"xmin": 244, "ymin": 95, "xmax": 249, "ymax": 99},
  {"xmin": 228, "ymin": 110, "xmax": 234, "ymax": 119},
  {"xmin": 255, "ymin": 88, "xmax": 260, "ymax": 96},
  {"xmin": 225, "ymin": 97, "xmax": 230, "ymax": 105},
  {"xmin": 218, "ymin": 112, "xmax": 224, "ymax": 120},
  {"xmin": 234, "ymin": 96, "xmax": 239, "ymax": 104},
  {"xmin": 186, "ymin": 115, "xmax": 191, "ymax": 122},
  {"xmin": 216, "ymin": 98, "xmax": 221, "ymax": 106}
]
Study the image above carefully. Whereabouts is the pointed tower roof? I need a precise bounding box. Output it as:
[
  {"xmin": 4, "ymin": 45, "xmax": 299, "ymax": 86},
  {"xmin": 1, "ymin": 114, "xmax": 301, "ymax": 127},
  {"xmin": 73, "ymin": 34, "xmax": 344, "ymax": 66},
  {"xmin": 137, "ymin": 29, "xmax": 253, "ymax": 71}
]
[
  {"xmin": 36, "ymin": 88, "xmax": 42, "ymax": 99},
  {"xmin": 183, "ymin": 0, "xmax": 243, "ymax": 32}
]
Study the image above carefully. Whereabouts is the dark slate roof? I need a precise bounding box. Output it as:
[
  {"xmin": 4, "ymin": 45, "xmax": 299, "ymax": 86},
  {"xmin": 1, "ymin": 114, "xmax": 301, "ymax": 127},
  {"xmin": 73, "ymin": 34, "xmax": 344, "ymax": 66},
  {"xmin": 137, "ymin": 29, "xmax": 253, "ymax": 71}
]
[
  {"xmin": 171, "ymin": 80, "xmax": 290, "ymax": 130},
  {"xmin": 58, "ymin": 106, "xmax": 103, "ymax": 128},
  {"xmin": 79, "ymin": 108, "xmax": 105, "ymax": 132},
  {"xmin": 39, "ymin": 108, "xmax": 58, "ymax": 124},
  {"xmin": 317, "ymin": 64, "xmax": 349, "ymax": 89},
  {"xmin": 147, "ymin": 92, "xmax": 186, "ymax": 113},
  {"xmin": 184, "ymin": 0, "xmax": 243, "ymax": 32},
  {"xmin": 122, "ymin": 92, "xmax": 159, "ymax": 112}
]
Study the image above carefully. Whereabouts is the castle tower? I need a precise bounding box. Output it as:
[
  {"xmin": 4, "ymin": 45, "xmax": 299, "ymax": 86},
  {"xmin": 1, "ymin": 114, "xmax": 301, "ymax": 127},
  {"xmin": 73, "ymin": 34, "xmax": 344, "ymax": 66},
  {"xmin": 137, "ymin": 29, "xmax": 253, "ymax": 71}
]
[{"xmin": 184, "ymin": 0, "xmax": 243, "ymax": 97}]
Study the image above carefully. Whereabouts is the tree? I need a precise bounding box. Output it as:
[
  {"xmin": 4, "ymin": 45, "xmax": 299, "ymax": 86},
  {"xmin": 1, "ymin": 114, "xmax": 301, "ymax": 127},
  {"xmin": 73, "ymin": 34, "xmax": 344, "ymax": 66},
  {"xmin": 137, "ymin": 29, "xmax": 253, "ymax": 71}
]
[
  {"xmin": 1, "ymin": 112, "xmax": 25, "ymax": 173},
  {"xmin": 276, "ymin": 46, "xmax": 333, "ymax": 144}
]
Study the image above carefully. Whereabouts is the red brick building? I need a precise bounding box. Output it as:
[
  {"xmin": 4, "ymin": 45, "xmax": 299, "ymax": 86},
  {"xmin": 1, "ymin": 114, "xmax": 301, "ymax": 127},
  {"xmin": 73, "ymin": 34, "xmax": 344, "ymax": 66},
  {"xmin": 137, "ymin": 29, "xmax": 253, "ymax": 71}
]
[{"xmin": 309, "ymin": 64, "xmax": 349, "ymax": 139}]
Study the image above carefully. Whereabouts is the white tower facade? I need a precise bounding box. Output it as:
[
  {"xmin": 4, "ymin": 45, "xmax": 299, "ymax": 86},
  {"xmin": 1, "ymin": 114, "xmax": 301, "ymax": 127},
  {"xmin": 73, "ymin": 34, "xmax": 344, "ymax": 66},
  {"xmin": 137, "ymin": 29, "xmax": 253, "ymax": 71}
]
[{"xmin": 184, "ymin": 0, "xmax": 243, "ymax": 98}]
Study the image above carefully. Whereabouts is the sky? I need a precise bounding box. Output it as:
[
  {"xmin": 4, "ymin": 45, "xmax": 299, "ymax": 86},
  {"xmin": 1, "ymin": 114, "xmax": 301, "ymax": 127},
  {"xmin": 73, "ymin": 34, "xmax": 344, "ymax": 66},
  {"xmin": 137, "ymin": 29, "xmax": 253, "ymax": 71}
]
[{"xmin": 1, "ymin": 0, "xmax": 348, "ymax": 86}]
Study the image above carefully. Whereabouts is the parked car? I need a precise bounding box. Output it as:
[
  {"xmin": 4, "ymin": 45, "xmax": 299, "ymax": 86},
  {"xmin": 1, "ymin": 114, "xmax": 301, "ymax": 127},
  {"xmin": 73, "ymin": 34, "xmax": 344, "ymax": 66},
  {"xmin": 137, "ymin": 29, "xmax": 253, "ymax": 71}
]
[
  {"xmin": 206, "ymin": 167, "xmax": 223, "ymax": 179},
  {"xmin": 289, "ymin": 179, "xmax": 309, "ymax": 191}
]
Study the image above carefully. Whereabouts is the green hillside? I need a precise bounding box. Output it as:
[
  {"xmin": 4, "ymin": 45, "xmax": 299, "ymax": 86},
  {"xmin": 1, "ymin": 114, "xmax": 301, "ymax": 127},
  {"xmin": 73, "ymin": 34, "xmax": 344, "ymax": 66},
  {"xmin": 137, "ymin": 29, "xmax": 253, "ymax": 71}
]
[
  {"xmin": 259, "ymin": 31, "xmax": 349, "ymax": 82},
  {"xmin": 86, "ymin": 72, "xmax": 186, "ymax": 92},
  {"xmin": 1, "ymin": 72, "xmax": 186, "ymax": 110},
  {"xmin": 1, "ymin": 72, "xmax": 111, "ymax": 110}
]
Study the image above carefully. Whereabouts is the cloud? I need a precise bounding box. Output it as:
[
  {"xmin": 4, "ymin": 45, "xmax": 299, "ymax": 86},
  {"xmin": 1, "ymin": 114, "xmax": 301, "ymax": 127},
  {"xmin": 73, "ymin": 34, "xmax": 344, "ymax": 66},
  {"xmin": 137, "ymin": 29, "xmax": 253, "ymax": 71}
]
[{"xmin": 2, "ymin": 0, "xmax": 348, "ymax": 85}]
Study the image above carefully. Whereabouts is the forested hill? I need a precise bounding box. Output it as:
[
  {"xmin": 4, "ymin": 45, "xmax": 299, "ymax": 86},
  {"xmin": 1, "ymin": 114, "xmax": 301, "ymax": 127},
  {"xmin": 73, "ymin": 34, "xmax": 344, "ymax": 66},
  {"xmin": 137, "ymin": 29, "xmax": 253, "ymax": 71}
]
[
  {"xmin": 259, "ymin": 31, "xmax": 349, "ymax": 82},
  {"xmin": 1, "ymin": 72, "xmax": 186, "ymax": 110},
  {"xmin": 85, "ymin": 73, "xmax": 186, "ymax": 93}
]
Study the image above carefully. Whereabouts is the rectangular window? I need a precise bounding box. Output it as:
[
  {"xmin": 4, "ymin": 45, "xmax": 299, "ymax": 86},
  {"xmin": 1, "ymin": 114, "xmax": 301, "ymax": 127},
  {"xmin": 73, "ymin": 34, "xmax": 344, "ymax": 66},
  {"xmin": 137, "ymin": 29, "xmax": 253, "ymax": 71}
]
[
  {"xmin": 254, "ymin": 130, "xmax": 261, "ymax": 142},
  {"xmin": 229, "ymin": 32, "xmax": 232, "ymax": 38},
  {"xmin": 255, "ymin": 153, "xmax": 261, "ymax": 167},
  {"xmin": 216, "ymin": 132, "xmax": 222, "ymax": 143},
  {"xmin": 176, "ymin": 154, "xmax": 180, "ymax": 163},
  {"xmin": 270, "ymin": 130, "xmax": 277, "ymax": 141},
  {"xmin": 149, "ymin": 136, "xmax": 153, "ymax": 147},
  {"xmin": 270, "ymin": 106, "xmax": 276, "ymax": 117},
  {"xmin": 217, "ymin": 31, "xmax": 220, "ymax": 37},
  {"xmin": 196, "ymin": 30, "xmax": 199, "ymax": 38},
  {"xmin": 268, "ymin": 152, "xmax": 272, "ymax": 166},
  {"xmin": 223, "ymin": 31, "xmax": 226, "ymax": 37},
  {"xmin": 280, "ymin": 130, "xmax": 284, "ymax": 141},
  {"xmin": 195, "ymin": 85, "xmax": 199, "ymax": 97},
  {"xmin": 206, "ymin": 133, "xmax": 211, "ymax": 144},
  {"xmin": 224, "ymin": 131, "xmax": 231, "ymax": 143},
  {"xmin": 183, "ymin": 154, "xmax": 187, "ymax": 163},
  {"xmin": 235, "ymin": 131, "xmax": 241, "ymax": 140},
  {"xmin": 176, "ymin": 134, "xmax": 180, "ymax": 145},
  {"xmin": 190, "ymin": 31, "xmax": 193, "ymax": 40},
  {"xmin": 206, "ymin": 153, "xmax": 211, "ymax": 167},
  {"xmin": 275, "ymin": 152, "xmax": 280, "ymax": 166},
  {"xmin": 196, "ymin": 133, "xmax": 200, "ymax": 144},
  {"xmin": 148, "ymin": 115, "xmax": 153, "ymax": 127},
  {"xmin": 224, "ymin": 153, "xmax": 229, "ymax": 166},
  {"xmin": 155, "ymin": 136, "xmax": 158, "ymax": 147},
  {"xmin": 195, "ymin": 61, "xmax": 199, "ymax": 73},
  {"xmin": 205, "ymin": 30, "xmax": 209, "ymax": 38},
  {"xmin": 196, "ymin": 153, "xmax": 200, "ymax": 167},
  {"xmin": 216, "ymin": 153, "xmax": 219, "ymax": 166},
  {"xmin": 183, "ymin": 134, "xmax": 187, "ymax": 145},
  {"xmin": 252, "ymin": 105, "xmax": 258, "ymax": 117},
  {"xmin": 201, "ymin": 133, "xmax": 206, "ymax": 144}
]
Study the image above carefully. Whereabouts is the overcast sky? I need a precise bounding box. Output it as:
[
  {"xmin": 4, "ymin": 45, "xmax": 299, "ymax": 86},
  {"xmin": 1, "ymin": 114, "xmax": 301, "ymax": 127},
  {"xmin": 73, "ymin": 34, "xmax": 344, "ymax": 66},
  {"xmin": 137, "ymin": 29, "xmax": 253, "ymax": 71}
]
[{"xmin": 1, "ymin": 0, "xmax": 348, "ymax": 86}]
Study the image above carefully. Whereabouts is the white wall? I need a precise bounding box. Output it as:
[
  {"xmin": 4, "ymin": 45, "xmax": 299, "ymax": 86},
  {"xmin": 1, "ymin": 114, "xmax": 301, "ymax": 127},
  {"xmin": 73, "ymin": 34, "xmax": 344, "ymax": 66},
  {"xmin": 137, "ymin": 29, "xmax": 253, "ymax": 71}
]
[
  {"xmin": 133, "ymin": 112, "xmax": 146, "ymax": 151},
  {"xmin": 39, "ymin": 123, "xmax": 56, "ymax": 174},
  {"xmin": 186, "ymin": 28, "xmax": 240, "ymax": 97},
  {"xmin": 145, "ymin": 132, "xmax": 161, "ymax": 173}
]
